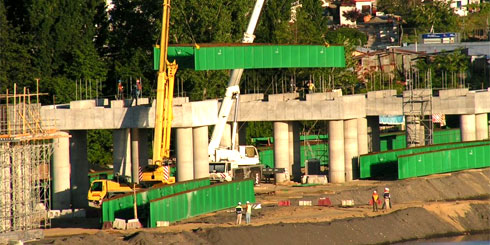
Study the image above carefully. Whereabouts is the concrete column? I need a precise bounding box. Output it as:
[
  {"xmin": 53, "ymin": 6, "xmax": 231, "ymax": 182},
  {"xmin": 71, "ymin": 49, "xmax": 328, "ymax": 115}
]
[
  {"xmin": 52, "ymin": 131, "xmax": 71, "ymax": 210},
  {"xmin": 113, "ymin": 129, "xmax": 132, "ymax": 179},
  {"xmin": 292, "ymin": 122, "xmax": 301, "ymax": 182},
  {"xmin": 220, "ymin": 123, "xmax": 232, "ymax": 149},
  {"xmin": 460, "ymin": 114, "xmax": 476, "ymax": 141},
  {"xmin": 130, "ymin": 128, "xmax": 140, "ymax": 183},
  {"xmin": 357, "ymin": 118, "xmax": 369, "ymax": 156},
  {"xmin": 238, "ymin": 122, "xmax": 247, "ymax": 146},
  {"xmin": 475, "ymin": 113, "xmax": 489, "ymax": 140},
  {"xmin": 193, "ymin": 126, "xmax": 209, "ymax": 179},
  {"xmin": 367, "ymin": 116, "xmax": 380, "ymax": 152},
  {"xmin": 273, "ymin": 121, "xmax": 289, "ymax": 183},
  {"xmin": 69, "ymin": 130, "xmax": 89, "ymax": 208},
  {"xmin": 177, "ymin": 128, "xmax": 194, "ymax": 181},
  {"xmin": 329, "ymin": 120, "xmax": 345, "ymax": 183},
  {"xmin": 138, "ymin": 129, "xmax": 149, "ymax": 168},
  {"xmin": 344, "ymin": 119, "xmax": 358, "ymax": 182},
  {"xmin": 288, "ymin": 123, "xmax": 294, "ymax": 179}
]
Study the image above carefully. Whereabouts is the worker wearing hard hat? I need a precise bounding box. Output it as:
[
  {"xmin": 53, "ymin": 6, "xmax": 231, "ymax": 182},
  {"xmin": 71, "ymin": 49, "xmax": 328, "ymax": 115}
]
[
  {"xmin": 245, "ymin": 201, "xmax": 252, "ymax": 224},
  {"xmin": 382, "ymin": 188, "xmax": 391, "ymax": 210},
  {"xmin": 235, "ymin": 202, "xmax": 243, "ymax": 225},
  {"xmin": 371, "ymin": 190, "xmax": 379, "ymax": 212}
]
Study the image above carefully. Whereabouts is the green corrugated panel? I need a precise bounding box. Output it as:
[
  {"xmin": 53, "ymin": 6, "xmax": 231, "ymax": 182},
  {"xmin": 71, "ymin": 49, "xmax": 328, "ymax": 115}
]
[
  {"xmin": 398, "ymin": 143, "xmax": 490, "ymax": 179},
  {"xmin": 154, "ymin": 46, "xmax": 195, "ymax": 71},
  {"xmin": 433, "ymin": 129, "xmax": 461, "ymax": 144},
  {"xmin": 259, "ymin": 143, "xmax": 329, "ymax": 169},
  {"xmin": 101, "ymin": 178, "xmax": 210, "ymax": 223},
  {"xmin": 88, "ymin": 170, "xmax": 113, "ymax": 184},
  {"xmin": 194, "ymin": 45, "xmax": 345, "ymax": 70},
  {"xmin": 149, "ymin": 179, "xmax": 255, "ymax": 227},
  {"xmin": 360, "ymin": 139, "xmax": 490, "ymax": 179},
  {"xmin": 155, "ymin": 45, "xmax": 345, "ymax": 70},
  {"xmin": 259, "ymin": 149, "xmax": 274, "ymax": 168}
]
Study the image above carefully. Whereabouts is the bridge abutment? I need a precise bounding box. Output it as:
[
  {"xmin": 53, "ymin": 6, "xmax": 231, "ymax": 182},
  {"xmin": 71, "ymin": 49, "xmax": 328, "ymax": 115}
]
[
  {"xmin": 329, "ymin": 120, "xmax": 345, "ymax": 183},
  {"xmin": 52, "ymin": 131, "xmax": 71, "ymax": 210},
  {"xmin": 69, "ymin": 130, "xmax": 89, "ymax": 208},
  {"xmin": 274, "ymin": 121, "xmax": 289, "ymax": 183},
  {"xmin": 344, "ymin": 119, "xmax": 358, "ymax": 182},
  {"xmin": 461, "ymin": 114, "xmax": 476, "ymax": 141},
  {"xmin": 475, "ymin": 113, "xmax": 488, "ymax": 140}
]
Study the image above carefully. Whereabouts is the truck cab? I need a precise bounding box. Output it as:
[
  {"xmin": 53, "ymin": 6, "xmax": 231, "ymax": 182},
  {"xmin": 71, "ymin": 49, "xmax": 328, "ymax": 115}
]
[{"xmin": 87, "ymin": 178, "xmax": 134, "ymax": 207}]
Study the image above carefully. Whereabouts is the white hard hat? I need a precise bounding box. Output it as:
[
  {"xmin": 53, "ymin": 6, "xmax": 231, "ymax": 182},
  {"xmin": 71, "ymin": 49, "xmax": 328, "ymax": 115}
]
[
  {"xmin": 246, "ymin": 201, "xmax": 250, "ymax": 204},
  {"xmin": 238, "ymin": 202, "xmax": 241, "ymax": 205},
  {"xmin": 385, "ymin": 187, "xmax": 389, "ymax": 191},
  {"xmin": 373, "ymin": 190, "xmax": 377, "ymax": 193}
]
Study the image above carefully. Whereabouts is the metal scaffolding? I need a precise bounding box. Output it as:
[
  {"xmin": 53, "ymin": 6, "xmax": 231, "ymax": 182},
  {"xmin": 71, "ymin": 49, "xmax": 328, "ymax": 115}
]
[
  {"xmin": 0, "ymin": 83, "xmax": 57, "ymax": 233},
  {"xmin": 403, "ymin": 69, "xmax": 434, "ymax": 147}
]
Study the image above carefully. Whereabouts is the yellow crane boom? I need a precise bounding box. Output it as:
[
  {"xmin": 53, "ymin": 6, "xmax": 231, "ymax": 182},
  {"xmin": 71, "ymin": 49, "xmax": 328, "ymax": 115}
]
[{"xmin": 153, "ymin": 0, "xmax": 178, "ymax": 165}]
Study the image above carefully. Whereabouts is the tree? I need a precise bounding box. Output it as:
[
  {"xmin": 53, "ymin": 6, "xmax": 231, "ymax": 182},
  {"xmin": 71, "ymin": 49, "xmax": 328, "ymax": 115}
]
[
  {"xmin": 409, "ymin": 1, "xmax": 458, "ymax": 33},
  {"xmin": 342, "ymin": 8, "xmax": 363, "ymax": 23},
  {"xmin": 0, "ymin": 1, "xmax": 34, "ymax": 91}
]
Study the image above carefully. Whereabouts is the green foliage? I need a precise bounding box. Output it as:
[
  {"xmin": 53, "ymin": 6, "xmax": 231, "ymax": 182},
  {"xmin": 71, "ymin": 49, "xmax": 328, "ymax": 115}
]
[
  {"xmin": 410, "ymin": 1, "xmax": 459, "ymax": 33},
  {"xmin": 87, "ymin": 130, "xmax": 113, "ymax": 166},
  {"xmin": 415, "ymin": 49, "xmax": 470, "ymax": 88}
]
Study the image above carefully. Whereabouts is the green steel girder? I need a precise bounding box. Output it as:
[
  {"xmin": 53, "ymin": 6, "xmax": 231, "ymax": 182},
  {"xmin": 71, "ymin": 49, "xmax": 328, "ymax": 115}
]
[{"xmin": 154, "ymin": 44, "xmax": 345, "ymax": 70}]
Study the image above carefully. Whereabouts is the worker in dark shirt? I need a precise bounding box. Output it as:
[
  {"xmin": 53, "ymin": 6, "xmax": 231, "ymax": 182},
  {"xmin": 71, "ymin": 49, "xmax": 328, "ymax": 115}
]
[{"xmin": 235, "ymin": 202, "xmax": 243, "ymax": 225}]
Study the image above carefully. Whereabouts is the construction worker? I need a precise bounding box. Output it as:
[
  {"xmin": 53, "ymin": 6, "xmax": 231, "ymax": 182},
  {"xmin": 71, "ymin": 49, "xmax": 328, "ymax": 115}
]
[
  {"xmin": 235, "ymin": 202, "xmax": 243, "ymax": 225},
  {"xmin": 382, "ymin": 188, "xmax": 391, "ymax": 210},
  {"xmin": 117, "ymin": 80, "xmax": 124, "ymax": 99},
  {"xmin": 371, "ymin": 190, "xmax": 379, "ymax": 212},
  {"xmin": 136, "ymin": 80, "xmax": 142, "ymax": 98},
  {"xmin": 245, "ymin": 201, "xmax": 252, "ymax": 224},
  {"xmin": 308, "ymin": 81, "xmax": 315, "ymax": 93}
]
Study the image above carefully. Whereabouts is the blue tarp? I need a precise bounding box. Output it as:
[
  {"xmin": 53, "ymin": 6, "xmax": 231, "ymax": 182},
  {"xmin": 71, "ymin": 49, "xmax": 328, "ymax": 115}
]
[{"xmin": 379, "ymin": 115, "xmax": 404, "ymax": 125}]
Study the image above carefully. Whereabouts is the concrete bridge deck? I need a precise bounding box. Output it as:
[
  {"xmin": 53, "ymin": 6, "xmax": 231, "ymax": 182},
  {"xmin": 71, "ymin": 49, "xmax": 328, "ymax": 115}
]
[{"xmin": 41, "ymin": 88, "xmax": 490, "ymax": 130}]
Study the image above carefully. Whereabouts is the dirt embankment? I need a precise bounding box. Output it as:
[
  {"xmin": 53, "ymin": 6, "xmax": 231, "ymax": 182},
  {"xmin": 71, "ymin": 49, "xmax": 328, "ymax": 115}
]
[{"xmin": 33, "ymin": 168, "xmax": 490, "ymax": 245}]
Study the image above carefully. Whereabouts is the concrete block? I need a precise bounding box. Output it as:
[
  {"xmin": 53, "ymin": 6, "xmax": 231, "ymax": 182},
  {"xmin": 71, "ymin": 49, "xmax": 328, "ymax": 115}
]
[
  {"xmin": 156, "ymin": 221, "xmax": 170, "ymax": 227},
  {"xmin": 268, "ymin": 93, "xmax": 299, "ymax": 102},
  {"xmin": 60, "ymin": 209, "xmax": 73, "ymax": 218},
  {"xmin": 95, "ymin": 98, "xmax": 109, "ymax": 107},
  {"xmin": 72, "ymin": 209, "xmax": 86, "ymax": 218},
  {"xmin": 111, "ymin": 100, "xmax": 125, "ymax": 108},
  {"xmin": 47, "ymin": 210, "xmax": 61, "ymax": 219},
  {"xmin": 126, "ymin": 219, "xmax": 142, "ymax": 229},
  {"xmin": 173, "ymin": 97, "xmax": 189, "ymax": 106},
  {"xmin": 302, "ymin": 175, "xmax": 328, "ymax": 184},
  {"xmin": 439, "ymin": 88, "xmax": 469, "ymax": 98},
  {"xmin": 341, "ymin": 200, "xmax": 355, "ymax": 207},
  {"xmin": 113, "ymin": 218, "xmax": 126, "ymax": 230},
  {"xmin": 70, "ymin": 100, "xmax": 96, "ymax": 109},
  {"xmin": 299, "ymin": 200, "xmax": 312, "ymax": 206},
  {"xmin": 240, "ymin": 93, "xmax": 264, "ymax": 102}
]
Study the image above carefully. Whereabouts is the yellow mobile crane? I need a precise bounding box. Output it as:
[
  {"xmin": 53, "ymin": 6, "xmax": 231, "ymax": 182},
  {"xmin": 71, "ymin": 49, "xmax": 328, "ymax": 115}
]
[{"xmin": 88, "ymin": 0, "xmax": 176, "ymax": 206}]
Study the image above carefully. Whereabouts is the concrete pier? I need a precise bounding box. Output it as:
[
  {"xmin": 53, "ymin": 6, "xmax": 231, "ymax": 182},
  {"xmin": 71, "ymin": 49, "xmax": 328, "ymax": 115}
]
[
  {"xmin": 52, "ymin": 132, "xmax": 71, "ymax": 210},
  {"xmin": 176, "ymin": 128, "xmax": 194, "ymax": 181},
  {"xmin": 475, "ymin": 113, "xmax": 488, "ymax": 140},
  {"xmin": 367, "ymin": 116, "xmax": 380, "ymax": 152},
  {"xmin": 69, "ymin": 130, "xmax": 89, "ymax": 208},
  {"xmin": 344, "ymin": 119, "xmax": 358, "ymax": 182},
  {"xmin": 220, "ymin": 123, "xmax": 232, "ymax": 149},
  {"xmin": 329, "ymin": 120, "xmax": 345, "ymax": 183},
  {"xmin": 113, "ymin": 129, "xmax": 132, "ymax": 179},
  {"xmin": 193, "ymin": 126, "xmax": 209, "ymax": 179},
  {"xmin": 290, "ymin": 122, "xmax": 301, "ymax": 182},
  {"xmin": 460, "ymin": 114, "xmax": 476, "ymax": 141},
  {"xmin": 130, "ymin": 128, "xmax": 140, "ymax": 183},
  {"xmin": 274, "ymin": 122, "xmax": 289, "ymax": 183},
  {"xmin": 238, "ymin": 122, "xmax": 247, "ymax": 146},
  {"xmin": 357, "ymin": 117, "xmax": 369, "ymax": 156}
]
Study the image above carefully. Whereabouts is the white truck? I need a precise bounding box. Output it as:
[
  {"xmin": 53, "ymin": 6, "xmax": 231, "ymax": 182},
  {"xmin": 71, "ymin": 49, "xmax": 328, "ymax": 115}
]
[{"xmin": 208, "ymin": 0, "xmax": 265, "ymax": 183}]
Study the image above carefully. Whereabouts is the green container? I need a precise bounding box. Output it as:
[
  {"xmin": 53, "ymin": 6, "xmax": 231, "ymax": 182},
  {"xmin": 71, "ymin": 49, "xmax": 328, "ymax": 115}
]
[
  {"xmin": 88, "ymin": 170, "xmax": 114, "ymax": 184},
  {"xmin": 360, "ymin": 140, "xmax": 490, "ymax": 179},
  {"xmin": 149, "ymin": 179, "xmax": 255, "ymax": 227},
  {"xmin": 101, "ymin": 178, "xmax": 210, "ymax": 225},
  {"xmin": 259, "ymin": 143, "xmax": 329, "ymax": 169},
  {"xmin": 155, "ymin": 45, "xmax": 345, "ymax": 70},
  {"xmin": 398, "ymin": 143, "xmax": 490, "ymax": 179}
]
